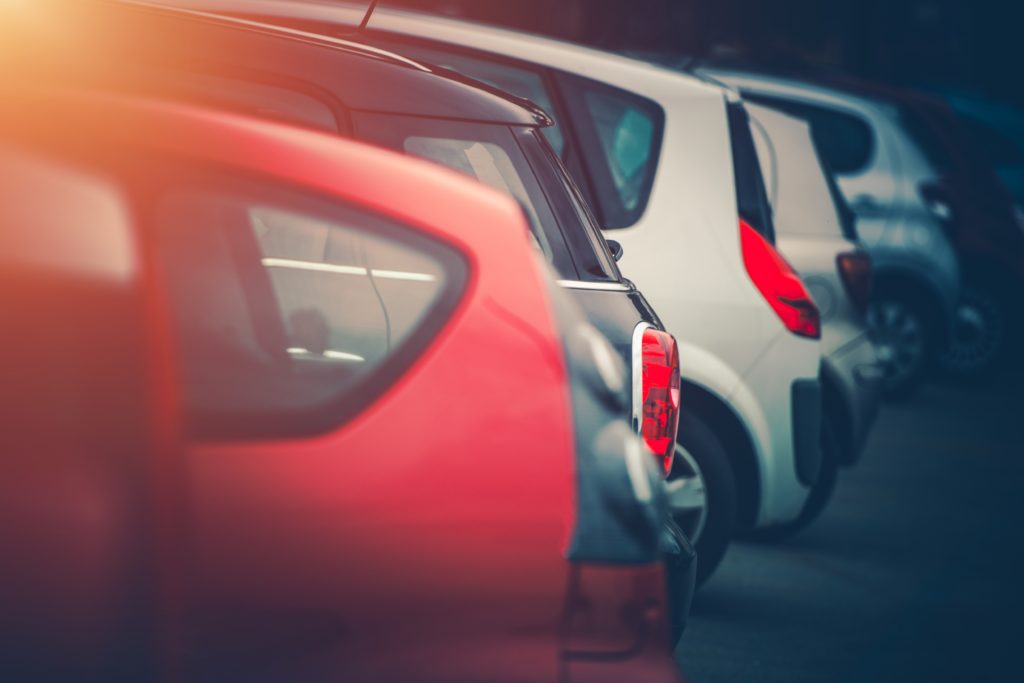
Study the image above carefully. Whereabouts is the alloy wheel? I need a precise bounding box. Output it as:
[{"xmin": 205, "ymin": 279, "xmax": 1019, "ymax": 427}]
[
  {"xmin": 868, "ymin": 300, "xmax": 927, "ymax": 392},
  {"xmin": 937, "ymin": 286, "xmax": 1005, "ymax": 376}
]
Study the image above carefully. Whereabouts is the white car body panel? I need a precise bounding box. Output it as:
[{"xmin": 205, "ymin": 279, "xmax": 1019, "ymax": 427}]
[
  {"xmin": 701, "ymin": 68, "xmax": 961, "ymax": 323},
  {"xmin": 748, "ymin": 104, "xmax": 882, "ymax": 458}
]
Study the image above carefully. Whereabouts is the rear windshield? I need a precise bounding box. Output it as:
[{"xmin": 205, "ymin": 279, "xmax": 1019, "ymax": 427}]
[
  {"xmin": 728, "ymin": 102, "xmax": 776, "ymax": 243},
  {"xmin": 155, "ymin": 177, "xmax": 466, "ymax": 440}
]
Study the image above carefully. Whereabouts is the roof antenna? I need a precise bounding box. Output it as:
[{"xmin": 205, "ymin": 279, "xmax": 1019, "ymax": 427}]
[{"xmin": 358, "ymin": 0, "xmax": 379, "ymax": 31}]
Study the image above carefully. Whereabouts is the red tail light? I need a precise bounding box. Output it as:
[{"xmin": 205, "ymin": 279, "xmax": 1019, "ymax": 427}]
[
  {"xmin": 740, "ymin": 220, "xmax": 821, "ymax": 339},
  {"xmin": 836, "ymin": 249, "xmax": 873, "ymax": 315},
  {"xmin": 634, "ymin": 326, "xmax": 681, "ymax": 475}
]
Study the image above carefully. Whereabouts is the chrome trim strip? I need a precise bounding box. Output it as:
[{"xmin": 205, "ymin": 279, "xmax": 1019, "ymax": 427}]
[
  {"xmin": 557, "ymin": 279, "xmax": 631, "ymax": 292},
  {"xmin": 631, "ymin": 321, "xmax": 654, "ymax": 436}
]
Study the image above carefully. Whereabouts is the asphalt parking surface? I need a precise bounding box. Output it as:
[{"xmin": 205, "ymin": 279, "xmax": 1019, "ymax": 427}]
[{"xmin": 677, "ymin": 373, "xmax": 1024, "ymax": 682}]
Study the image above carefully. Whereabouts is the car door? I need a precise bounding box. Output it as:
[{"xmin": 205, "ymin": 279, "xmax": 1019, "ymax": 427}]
[{"xmin": 152, "ymin": 175, "xmax": 575, "ymax": 682}]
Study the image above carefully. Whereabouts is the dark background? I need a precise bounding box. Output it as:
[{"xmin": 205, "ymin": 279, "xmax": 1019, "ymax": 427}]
[{"xmin": 387, "ymin": 0, "xmax": 1024, "ymax": 106}]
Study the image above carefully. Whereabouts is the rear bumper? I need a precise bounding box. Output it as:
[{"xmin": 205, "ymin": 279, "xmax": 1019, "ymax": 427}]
[
  {"xmin": 791, "ymin": 378, "xmax": 823, "ymax": 487},
  {"xmin": 824, "ymin": 334, "xmax": 883, "ymax": 465}
]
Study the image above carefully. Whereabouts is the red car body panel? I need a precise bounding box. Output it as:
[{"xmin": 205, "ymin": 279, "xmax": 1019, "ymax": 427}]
[{"xmin": 0, "ymin": 92, "xmax": 682, "ymax": 682}]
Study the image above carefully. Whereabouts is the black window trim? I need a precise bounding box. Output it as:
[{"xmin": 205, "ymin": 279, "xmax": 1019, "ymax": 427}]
[
  {"xmin": 516, "ymin": 127, "xmax": 621, "ymax": 283},
  {"xmin": 728, "ymin": 101, "xmax": 777, "ymax": 244}
]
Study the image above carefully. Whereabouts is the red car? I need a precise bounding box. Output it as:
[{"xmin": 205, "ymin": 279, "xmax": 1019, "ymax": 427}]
[{"xmin": 0, "ymin": 88, "xmax": 684, "ymax": 682}]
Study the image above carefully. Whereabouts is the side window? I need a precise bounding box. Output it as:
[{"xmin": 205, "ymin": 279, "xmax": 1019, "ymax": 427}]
[
  {"xmin": 156, "ymin": 185, "xmax": 466, "ymax": 439},
  {"xmin": 747, "ymin": 95, "xmax": 874, "ymax": 175},
  {"xmin": 353, "ymin": 111, "xmax": 578, "ymax": 279},
  {"xmin": 402, "ymin": 136, "xmax": 555, "ymax": 260},
  {"xmin": 373, "ymin": 41, "xmax": 565, "ymax": 156},
  {"xmin": 557, "ymin": 73, "xmax": 664, "ymax": 229}
]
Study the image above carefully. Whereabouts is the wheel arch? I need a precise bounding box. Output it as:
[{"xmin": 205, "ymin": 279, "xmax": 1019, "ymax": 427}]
[{"xmin": 679, "ymin": 379, "xmax": 761, "ymax": 532}]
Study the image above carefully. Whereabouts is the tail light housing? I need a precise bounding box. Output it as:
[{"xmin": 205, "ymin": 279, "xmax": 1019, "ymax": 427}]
[
  {"xmin": 740, "ymin": 220, "xmax": 821, "ymax": 339},
  {"xmin": 836, "ymin": 249, "xmax": 873, "ymax": 315},
  {"xmin": 632, "ymin": 324, "xmax": 681, "ymax": 475}
]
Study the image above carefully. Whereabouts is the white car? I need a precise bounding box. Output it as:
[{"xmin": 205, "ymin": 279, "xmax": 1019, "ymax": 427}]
[
  {"xmin": 699, "ymin": 67, "xmax": 962, "ymax": 396},
  {"xmin": 174, "ymin": 0, "xmax": 827, "ymax": 584},
  {"xmin": 747, "ymin": 103, "xmax": 884, "ymax": 533}
]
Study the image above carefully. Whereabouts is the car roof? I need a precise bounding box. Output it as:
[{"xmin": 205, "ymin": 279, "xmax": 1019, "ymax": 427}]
[
  {"xmin": 16, "ymin": 0, "xmax": 547, "ymax": 128},
  {"xmin": 0, "ymin": 87, "xmax": 528, "ymax": 252},
  {"xmin": 697, "ymin": 65, "xmax": 897, "ymax": 116},
  {"xmin": 156, "ymin": 0, "xmax": 727, "ymax": 103}
]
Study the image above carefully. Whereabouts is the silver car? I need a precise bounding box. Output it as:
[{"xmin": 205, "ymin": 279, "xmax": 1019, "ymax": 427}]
[
  {"xmin": 747, "ymin": 102, "xmax": 884, "ymax": 532},
  {"xmin": 700, "ymin": 67, "xmax": 961, "ymax": 396}
]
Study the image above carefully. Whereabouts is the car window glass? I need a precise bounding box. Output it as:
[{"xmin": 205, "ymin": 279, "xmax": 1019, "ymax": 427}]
[
  {"xmin": 557, "ymin": 74, "xmax": 663, "ymax": 229},
  {"xmin": 747, "ymin": 95, "xmax": 874, "ymax": 175},
  {"xmin": 353, "ymin": 112, "xmax": 577, "ymax": 278},
  {"xmin": 403, "ymin": 136, "xmax": 554, "ymax": 261},
  {"xmin": 376, "ymin": 42, "xmax": 565, "ymax": 156},
  {"xmin": 157, "ymin": 186, "xmax": 464, "ymax": 439},
  {"xmin": 586, "ymin": 91, "xmax": 655, "ymax": 213}
]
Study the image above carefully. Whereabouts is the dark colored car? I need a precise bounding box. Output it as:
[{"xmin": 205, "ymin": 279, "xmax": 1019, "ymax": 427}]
[
  {"xmin": 0, "ymin": 82, "xmax": 684, "ymax": 682},
  {"xmin": 753, "ymin": 68, "xmax": 1023, "ymax": 377},
  {"xmin": 885, "ymin": 94, "xmax": 1024, "ymax": 376},
  {"xmin": 14, "ymin": 0, "xmax": 693, "ymax": 641}
]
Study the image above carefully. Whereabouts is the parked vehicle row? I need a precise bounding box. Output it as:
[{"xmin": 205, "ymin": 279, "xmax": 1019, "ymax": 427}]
[
  {"xmin": 10, "ymin": 0, "xmax": 1020, "ymax": 680},
  {"xmin": 186, "ymin": 0, "xmax": 833, "ymax": 589}
]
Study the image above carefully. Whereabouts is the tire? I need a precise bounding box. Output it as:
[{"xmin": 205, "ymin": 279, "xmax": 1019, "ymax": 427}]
[
  {"xmin": 666, "ymin": 412, "xmax": 736, "ymax": 588},
  {"xmin": 749, "ymin": 417, "xmax": 840, "ymax": 542},
  {"xmin": 867, "ymin": 296, "xmax": 933, "ymax": 399},
  {"xmin": 936, "ymin": 284, "xmax": 1007, "ymax": 380}
]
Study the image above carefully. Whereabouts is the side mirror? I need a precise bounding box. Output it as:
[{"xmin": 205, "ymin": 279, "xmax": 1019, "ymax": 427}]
[{"xmin": 607, "ymin": 239, "xmax": 624, "ymax": 262}]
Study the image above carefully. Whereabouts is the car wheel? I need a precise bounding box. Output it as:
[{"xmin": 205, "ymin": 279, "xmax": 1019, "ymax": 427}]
[
  {"xmin": 667, "ymin": 412, "xmax": 735, "ymax": 587},
  {"xmin": 748, "ymin": 417, "xmax": 840, "ymax": 541},
  {"xmin": 868, "ymin": 297, "xmax": 931, "ymax": 398},
  {"xmin": 936, "ymin": 284, "xmax": 1006, "ymax": 379}
]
